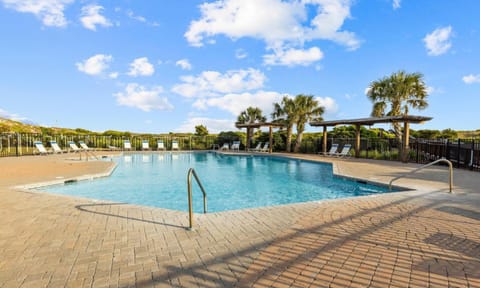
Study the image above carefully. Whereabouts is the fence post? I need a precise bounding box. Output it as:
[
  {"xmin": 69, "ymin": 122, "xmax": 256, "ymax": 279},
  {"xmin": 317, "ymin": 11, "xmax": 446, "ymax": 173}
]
[
  {"xmin": 445, "ymin": 139, "xmax": 450, "ymax": 162},
  {"xmin": 416, "ymin": 139, "xmax": 419, "ymax": 163},
  {"xmin": 457, "ymin": 139, "xmax": 461, "ymax": 168},
  {"xmin": 366, "ymin": 138, "xmax": 369, "ymax": 159},
  {"xmin": 15, "ymin": 133, "xmax": 19, "ymax": 157},
  {"xmin": 471, "ymin": 140, "xmax": 475, "ymax": 170}
]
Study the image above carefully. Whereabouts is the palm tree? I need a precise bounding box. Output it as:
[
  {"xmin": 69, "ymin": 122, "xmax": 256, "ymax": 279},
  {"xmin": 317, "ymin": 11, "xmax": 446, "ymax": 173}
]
[
  {"xmin": 272, "ymin": 96, "xmax": 297, "ymax": 152},
  {"xmin": 237, "ymin": 107, "xmax": 266, "ymax": 149},
  {"xmin": 367, "ymin": 70, "xmax": 428, "ymax": 142},
  {"xmin": 292, "ymin": 94, "xmax": 324, "ymax": 153}
]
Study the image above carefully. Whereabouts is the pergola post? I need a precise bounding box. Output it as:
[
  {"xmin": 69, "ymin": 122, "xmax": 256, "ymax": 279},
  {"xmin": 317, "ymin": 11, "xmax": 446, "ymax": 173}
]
[
  {"xmin": 322, "ymin": 125, "xmax": 327, "ymax": 154},
  {"xmin": 269, "ymin": 126, "xmax": 273, "ymax": 154},
  {"xmin": 355, "ymin": 124, "xmax": 361, "ymax": 158},
  {"xmin": 402, "ymin": 121, "xmax": 410, "ymax": 163}
]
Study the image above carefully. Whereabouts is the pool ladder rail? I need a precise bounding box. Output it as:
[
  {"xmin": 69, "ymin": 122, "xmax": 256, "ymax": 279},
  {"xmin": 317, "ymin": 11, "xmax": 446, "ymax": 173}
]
[
  {"xmin": 187, "ymin": 168, "xmax": 207, "ymax": 230},
  {"xmin": 389, "ymin": 158, "xmax": 453, "ymax": 193},
  {"xmin": 78, "ymin": 148, "xmax": 99, "ymax": 161}
]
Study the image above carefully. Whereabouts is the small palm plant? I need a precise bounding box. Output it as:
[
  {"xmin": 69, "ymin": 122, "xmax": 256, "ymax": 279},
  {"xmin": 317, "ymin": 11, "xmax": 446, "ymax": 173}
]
[{"xmin": 237, "ymin": 107, "xmax": 266, "ymax": 149}]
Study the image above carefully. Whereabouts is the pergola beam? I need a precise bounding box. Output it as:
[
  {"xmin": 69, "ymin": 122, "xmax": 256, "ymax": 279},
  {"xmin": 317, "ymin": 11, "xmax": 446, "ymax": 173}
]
[{"xmin": 310, "ymin": 115, "xmax": 432, "ymax": 127}]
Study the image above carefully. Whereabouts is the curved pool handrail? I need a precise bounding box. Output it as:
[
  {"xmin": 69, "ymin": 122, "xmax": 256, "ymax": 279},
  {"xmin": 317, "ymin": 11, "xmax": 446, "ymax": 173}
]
[
  {"xmin": 389, "ymin": 158, "xmax": 453, "ymax": 193},
  {"xmin": 187, "ymin": 168, "xmax": 208, "ymax": 230}
]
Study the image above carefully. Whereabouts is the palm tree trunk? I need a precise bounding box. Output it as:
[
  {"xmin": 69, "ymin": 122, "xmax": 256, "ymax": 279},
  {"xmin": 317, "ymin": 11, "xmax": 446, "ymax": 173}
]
[
  {"xmin": 246, "ymin": 127, "xmax": 251, "ymax": 149},
  {"xmin": 392, "ymin": 122, "xmax": 402, "ymax": 144},
  {"xmin": 294, "ymin": 129, "xmax": 304, "ymax": 153},
  {"xmin": 286, "ymin": 126, "xmax": 293, "ymax": 152}
]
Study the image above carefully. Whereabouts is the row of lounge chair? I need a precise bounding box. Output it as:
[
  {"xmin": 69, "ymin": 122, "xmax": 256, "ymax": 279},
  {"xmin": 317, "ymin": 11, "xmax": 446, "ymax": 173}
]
[
  {"xmin": 219, "ymin": 141, "xmax": 269, "ymax": 152},
  {"xmin": 219, "ymin": 141, "xmax": 241, "ymax": 151},
  {"xmin": 33, "ymin": 140, "xmax": 93, "ymax": 155},
  {"xmin": 319, "ymin": 143, "xmax": 352, "ymax": 158},
  {"xmin": 124, "ymin": 140, "xmax": 179, "ymax": 151},
  {"xmin": 34, "ymin": 139, "xmax": 181, "ymax": 155},
  {"xmin": 249, "ymin": 142, "xmax": 269, "ymax": 152}
]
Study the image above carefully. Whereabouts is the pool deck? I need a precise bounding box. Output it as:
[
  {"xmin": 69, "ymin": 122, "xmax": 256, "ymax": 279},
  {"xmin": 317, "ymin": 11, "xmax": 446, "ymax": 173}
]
[{"xmin": 1, "ymin": 152, "xmax": 479, "ymax": 287}]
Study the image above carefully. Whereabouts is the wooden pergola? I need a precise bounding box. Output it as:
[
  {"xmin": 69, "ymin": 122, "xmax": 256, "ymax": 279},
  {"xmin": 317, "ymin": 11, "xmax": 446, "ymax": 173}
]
[
  {"xmin": 235, "ymin": 122, "xmax": 285, "ymax": 153},
  {"xmin": 310, "ymin": 115, "xmax": 432, "ymax": 161}
]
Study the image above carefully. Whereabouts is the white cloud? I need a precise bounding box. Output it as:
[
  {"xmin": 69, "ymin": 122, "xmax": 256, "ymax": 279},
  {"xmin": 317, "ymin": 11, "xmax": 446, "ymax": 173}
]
[
  {"xmin": 364, "ymin": 87, "xmax": 371, "ymax": 96},
  {"xmin": 176, "ymin": 59, "xmax": 192, "ymax": 70},
  {"xmin": 80, "ymin": 4, "xmax": 112, "ymax": 31},
  {"xmin": 392, "ymin": 0, "xmax": 401, "ymax": 9},
  {"xmin": 172, "ymin": 68, "xmax": 266, "ymax": 98},
  {"xmin": 423, "ymin": 26, "xmax": 453, "ymax": 56},
  {"xmin": 126, "ymin": 10, "xmax": 146, "ymax": 22},
  {"xmin": 315, "ymin": 96, "xmax": 338, "ymax": 114},
  {"xmin": 193, "ymin": 90, "xmax": 283, "ymax": 116},
  {"xmin": 0, "ymin": 108, "xmax": 29, "ymax": 122},
  {"xmin": 114, "ymin": 83, "xmax": 173, "ymax": 112},
  {"xmin": 185, "ymin": 0, "xmax": 360, "ymax": 66},
  {"xmin": 426, "ymin": 85, "xmax": 435, "ymax": 94},
  {"xmin": 109, "ymin": 72, "xmax": 119, "ymax": 79},
  {"xmin": 463, "ymin": 74, "xmax": 480, "ymax": 84},
  {"xmin": 263, "ymin": 47, "xmax": 324, "ymax": 66},
  {"xmin": 76, "ymin": 54, "xmax": 113, "ymax": 76},
  {"xmin": 127, "ymin": 57, "xmax": 155, "ymax": 77},
  {"xmin": 2, "ymin": 0, "xmax": 73, "ymax": 27},
  {"xmin": 175, "ymin": 117, "xmax": 236, "ymax": 133}
]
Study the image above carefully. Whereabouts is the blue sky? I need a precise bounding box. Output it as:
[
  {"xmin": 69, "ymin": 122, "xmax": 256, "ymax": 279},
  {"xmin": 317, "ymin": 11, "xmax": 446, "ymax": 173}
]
[{"xmin": 0, "ymin": 0, "xmax": 479, "ymax": 134}]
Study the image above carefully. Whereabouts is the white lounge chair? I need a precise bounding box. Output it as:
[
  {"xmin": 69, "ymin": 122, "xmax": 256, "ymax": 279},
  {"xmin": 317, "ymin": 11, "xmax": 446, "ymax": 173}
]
[
  {"xmin": 220, "ymin": 143, "xmax": 229, "ymax": 150},
  {"xmin": 33, "ymin": 141, "xmax": 50, "ymax": 155},
  {"xmin": 157, "ymin": 140, "xmax": 166, "ymax": 151},
  {"xmin": 334, "ymin": 144, "xmax": 352, "ymax": 158},
  {"xmin": 260, "ymin": 142, "xmax": 269, "ymax": 152},
  {"xmin": 142, "ymin": 140, "xmax": 150, "ymax": 150},
  {"xmin": 50, "ymin": 141, "xmax": 65, "ymax": 154},
  {"xmin": 124, "ymin": 140, "xmax": 132, "ymax": 150},
  {"xmin": 171, "ymin": 140, "xmax": 179, "ymax": 150},
  {"xmin": 68, "ymin": 141, "xmax": 81, "ymax": 153},
  {"xmin": 231, "ymin": 141, "xmax": 240, "ymax": 151},
  {"xmin": 79, "ymin": 141, "xmax": 93, "ymax": 151},
  {"xmin": 108, "ymin": 145, "xmax": 119, "ymax": 151},
  {"xmin": 319, "ymin": 143, "xmax": 339, "ymax": 156},
  {"xmin": 248, "ymin": 142, "xmax": 262, "ymax": 152}
]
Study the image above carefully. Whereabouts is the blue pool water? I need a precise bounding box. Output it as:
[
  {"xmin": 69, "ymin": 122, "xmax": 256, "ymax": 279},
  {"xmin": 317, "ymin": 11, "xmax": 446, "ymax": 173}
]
[{"xmin": 37, "ymin": 152, "xmax": 396, "ymax": 212}]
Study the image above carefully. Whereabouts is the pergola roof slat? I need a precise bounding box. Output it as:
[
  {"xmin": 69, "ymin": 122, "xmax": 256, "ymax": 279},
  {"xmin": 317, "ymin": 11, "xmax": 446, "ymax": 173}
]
[
  {"xmin": 310, "ymin": 115, "xmax": 432, "ymax": 127},
  {"xmin": 235, "ymin": 122, "xmax": 285, "ymax": 129}
]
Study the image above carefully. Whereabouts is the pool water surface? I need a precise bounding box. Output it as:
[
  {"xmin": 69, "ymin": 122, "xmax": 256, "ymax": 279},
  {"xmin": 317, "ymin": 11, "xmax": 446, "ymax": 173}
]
[{"xmin": 37, "ymin": 152, "xmax": 397, "ymax": 212}]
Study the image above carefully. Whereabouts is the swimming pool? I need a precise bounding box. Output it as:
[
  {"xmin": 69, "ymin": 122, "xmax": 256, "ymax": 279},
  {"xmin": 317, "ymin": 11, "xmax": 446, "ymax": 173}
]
[{"xmin": 37, "ymin": 152, "xmax": 397, "ymax": 212}]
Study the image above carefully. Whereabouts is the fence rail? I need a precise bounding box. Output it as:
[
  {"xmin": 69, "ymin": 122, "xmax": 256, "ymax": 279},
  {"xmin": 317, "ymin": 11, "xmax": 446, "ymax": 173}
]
[
  {"xmin": 1, "ymin": 133, "xmax": 479, "ymax": 172},
  {"xmin": 0, "ymin": 133, "xmax": 223, "ymax": 157}
]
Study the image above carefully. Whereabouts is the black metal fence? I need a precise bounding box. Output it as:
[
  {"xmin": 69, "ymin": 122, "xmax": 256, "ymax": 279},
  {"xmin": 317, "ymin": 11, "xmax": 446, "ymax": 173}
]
[
  {"xmin": 294, "ymin": 137, "xmax": 480, "ymax": 171},
  {"xmin": 0, "ymin": 133, "xmax": 222, "ymax": 157},
  {"xmin": 410, "ymin": 139, "xmax": 480, "ymax": 171},
  {"xmin": 2, "ymin": 133, "xmax": 479, "ymax": 171}
]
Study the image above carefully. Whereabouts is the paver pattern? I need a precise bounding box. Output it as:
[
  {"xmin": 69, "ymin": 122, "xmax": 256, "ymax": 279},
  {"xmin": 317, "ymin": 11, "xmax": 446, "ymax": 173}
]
[{"xmin": 0, "ymin": 152, "xmax": 479, "ymax": 287}]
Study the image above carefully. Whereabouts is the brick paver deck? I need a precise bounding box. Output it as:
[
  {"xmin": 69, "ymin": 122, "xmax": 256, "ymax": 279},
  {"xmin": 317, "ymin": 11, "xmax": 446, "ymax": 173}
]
[{"xmin": 1, "ymin": 152, "xmax": 479, "ymax": 287}]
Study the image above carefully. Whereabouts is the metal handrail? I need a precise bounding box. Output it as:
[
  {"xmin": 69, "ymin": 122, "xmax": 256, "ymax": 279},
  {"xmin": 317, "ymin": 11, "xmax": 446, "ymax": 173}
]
[
  {"xmin": 187, "ymin": 168, "xmax": 208, "ymax": 230},
  {"xmin": 79, "ymin": 149, "xmax": 99, "ymax": 161},
  {"xmin": 389, "ymin": 158, "xmax": 453, "ymax": 193}
]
